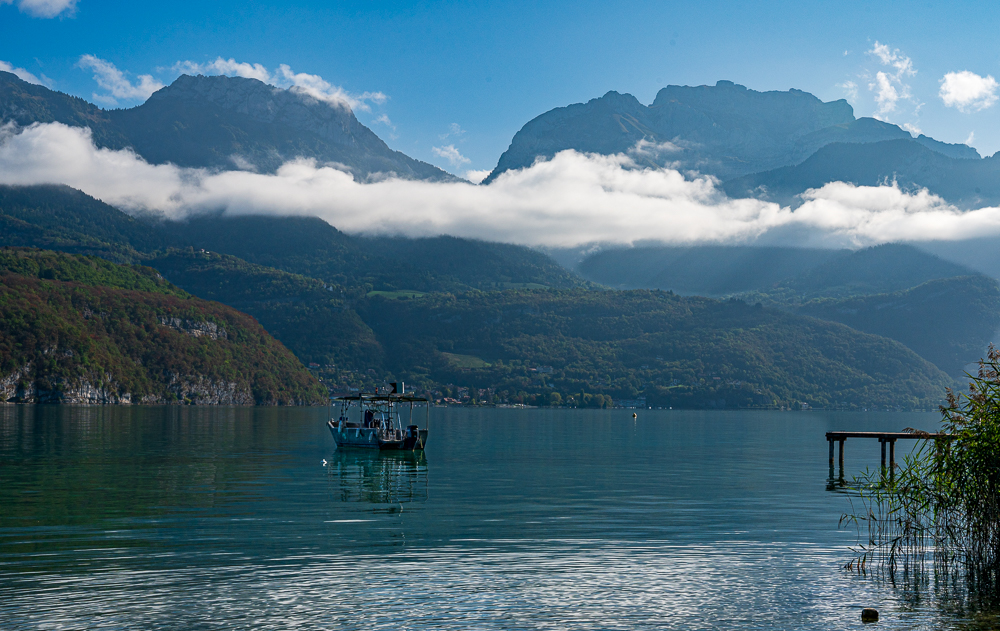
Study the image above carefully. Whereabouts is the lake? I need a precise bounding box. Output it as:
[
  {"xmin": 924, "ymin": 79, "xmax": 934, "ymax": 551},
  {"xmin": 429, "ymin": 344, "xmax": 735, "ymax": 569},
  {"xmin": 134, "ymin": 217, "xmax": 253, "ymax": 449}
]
[{"xmin": 0, "ymin": 405, "xmax": 983, "ymax": 629}]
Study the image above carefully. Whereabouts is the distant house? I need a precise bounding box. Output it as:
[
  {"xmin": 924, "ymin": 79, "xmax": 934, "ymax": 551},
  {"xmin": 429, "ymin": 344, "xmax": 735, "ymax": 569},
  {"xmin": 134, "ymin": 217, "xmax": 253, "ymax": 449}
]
[{"xmin": 614, "ymin": 397, "xmax": 647, "ymax": 409}]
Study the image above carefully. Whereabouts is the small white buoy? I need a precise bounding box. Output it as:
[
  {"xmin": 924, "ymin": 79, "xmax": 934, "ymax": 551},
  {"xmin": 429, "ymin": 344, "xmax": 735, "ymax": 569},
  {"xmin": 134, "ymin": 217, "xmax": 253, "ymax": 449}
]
[
  {"xmin": 632, "ymin": 412, "xmax": 637, "ymax": 419},
  {"xmin": 322, "ymin": 459, "xmax": 328, "ymax": 466}
]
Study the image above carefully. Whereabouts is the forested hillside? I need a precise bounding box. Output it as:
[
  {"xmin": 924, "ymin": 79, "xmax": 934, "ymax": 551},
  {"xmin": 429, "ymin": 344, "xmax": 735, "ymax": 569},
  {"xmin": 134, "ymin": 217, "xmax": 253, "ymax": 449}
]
[
  {"xmin": 0, "ymin": 184, "xmax": 974, "ymax": 408},
  {"xmin": 576, "ymin": 243, "xmax": 1000, "ymax": 377},
  {"xmin": 358, "ymin": 289, "xmax": 950, "ymax": 410},
  {"xmin": 0, "ymin": 249, "xmax": 326, "ymax": 405},
  {"xmin": 790, "ymin": 276, "xmax": 1000, "ymax": 376}
]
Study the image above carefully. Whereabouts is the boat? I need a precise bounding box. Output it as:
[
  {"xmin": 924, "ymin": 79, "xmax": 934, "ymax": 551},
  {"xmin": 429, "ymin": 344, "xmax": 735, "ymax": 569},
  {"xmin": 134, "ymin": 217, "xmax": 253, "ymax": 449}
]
[{"xmin": 327, "ymin": 383, "xmax": 429, "ymax": 451}]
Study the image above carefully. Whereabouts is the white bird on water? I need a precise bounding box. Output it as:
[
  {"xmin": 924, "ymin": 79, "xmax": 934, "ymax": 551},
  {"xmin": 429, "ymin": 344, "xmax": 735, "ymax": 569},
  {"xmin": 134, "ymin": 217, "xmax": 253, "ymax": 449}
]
[{"xmin": 322, "ymin": 459, "xmax": 328, "ymax": 466}]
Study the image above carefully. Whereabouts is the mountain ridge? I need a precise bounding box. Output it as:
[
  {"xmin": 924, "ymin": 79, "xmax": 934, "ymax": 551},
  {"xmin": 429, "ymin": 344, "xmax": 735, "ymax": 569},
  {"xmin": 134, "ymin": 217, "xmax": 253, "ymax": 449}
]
[
  {"xmin": 484, "ymin": 79, "xmax": 980, "ymax": 187},
  {"xmin": 0, "ymin": 71, "xmax": 456, "ymax": 181}
]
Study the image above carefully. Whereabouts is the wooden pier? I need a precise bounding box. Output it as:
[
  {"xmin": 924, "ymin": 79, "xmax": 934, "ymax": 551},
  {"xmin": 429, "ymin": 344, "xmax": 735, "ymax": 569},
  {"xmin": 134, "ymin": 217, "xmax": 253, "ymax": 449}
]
[{"xmin": 826, "ymin": 431, "xmax": 952, "ymax": 471}]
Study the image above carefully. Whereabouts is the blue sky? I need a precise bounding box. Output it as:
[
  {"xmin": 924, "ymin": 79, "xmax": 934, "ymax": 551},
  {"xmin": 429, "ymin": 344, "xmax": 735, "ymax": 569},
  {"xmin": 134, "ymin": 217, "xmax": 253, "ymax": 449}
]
[{"xmin": 3, "ymin": 0, "xmax": 1000, "ymax": 177}]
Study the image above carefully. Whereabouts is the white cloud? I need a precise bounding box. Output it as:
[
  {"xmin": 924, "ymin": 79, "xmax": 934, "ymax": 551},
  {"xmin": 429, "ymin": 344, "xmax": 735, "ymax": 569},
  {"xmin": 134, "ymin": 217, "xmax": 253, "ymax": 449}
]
[
  {"xmin": 7, "ymin": 122, "xmax": 1000, "ymax": 249},
  {"xmin": 432, "ymin": 144, "xmax": 470, "ymax": 168},
  {"xmin": 837, "ymin": 80, "xmax": 858, "ymax": 103},
  {"xmin": 439, "ymin": 123, "xmax": 466, "ymax": 140},
  {"xmin": 372, "ymin": 114, "xmax": 395, "ymax": 130},
  {"xmin": 0, "ymin": 0, "xmax": 76, "ymax": 18},
  {"xmin": 464, "ymin": 169, "xmax": 491, "ymax": 184},
  {"xmin": 866, "ymin": 42, "xmax": 917, "ymax": 120},
  {"xmin": 629, "ymin": 138, "xmax": 682, "ymax": 160},
  {"xmin": 169, "ymin": 57, "xmax": 386, "ymax": 113},
  {"xmin": 870, "ymin": 72, "xmax": 899, "ymax": 116},
  {"xmin": 172, "ymin": 58, "xmax": 270, "ymax": 82},
  {"xmin": 939, "ymin": 70, "xmax": 999, "ymax": 113},
  {"xmin": 869, "ymin": 42, "xmax": 915, "ymax": 77},
  {"xmin": 275, "ymin": 64, "xmax": 386, "ymax": 112},
  {"xmin": 0, "ymin": 60, "xmax": 46, "ymax": 85},
  {"xmin": 901, "ymin": 122, "xmax": 921, "ymax": 136},
  {"xmin": 966, "ymin": 131, "xmax": 976, "ymax": 146},
  {"xmin": 77, "ymin": 55, "xmax": 164, "ymax": 106}
]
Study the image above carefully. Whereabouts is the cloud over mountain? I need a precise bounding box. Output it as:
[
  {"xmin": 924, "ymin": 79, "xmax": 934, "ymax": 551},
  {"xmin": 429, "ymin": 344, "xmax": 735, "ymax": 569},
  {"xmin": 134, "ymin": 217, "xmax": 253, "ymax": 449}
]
[
  {"xmin": 78, "ymin": 55, "xmax": 164, "ymax": 106},
  {"xmin": 0, "ymin": 60, "xmax": 45, "ymax": 85},
  {"xmin": 171, "ymin": 57, "xmax": 386, "ymax": 112},
  {"xmin": 3, "ymin": 121, "xmax": 1000, "ymax": 249}
]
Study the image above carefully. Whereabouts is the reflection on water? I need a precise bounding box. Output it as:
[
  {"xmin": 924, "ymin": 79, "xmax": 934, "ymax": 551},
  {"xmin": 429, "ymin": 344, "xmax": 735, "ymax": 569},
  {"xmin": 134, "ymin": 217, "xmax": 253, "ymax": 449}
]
[
  {"xmin": 1, "ymin": 405, "xmax": 994, "ymax": 630},
  {"xmin": 327, "ymin": 449, "xmax": 428, "ymax": 504}
]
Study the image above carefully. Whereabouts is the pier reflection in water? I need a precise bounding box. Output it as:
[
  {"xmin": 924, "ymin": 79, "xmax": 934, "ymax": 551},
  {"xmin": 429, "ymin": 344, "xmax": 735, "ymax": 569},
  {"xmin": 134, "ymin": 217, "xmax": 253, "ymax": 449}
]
[{"xmin": 327, "ymin": 449, "xmax": 428, "ymax": 504}]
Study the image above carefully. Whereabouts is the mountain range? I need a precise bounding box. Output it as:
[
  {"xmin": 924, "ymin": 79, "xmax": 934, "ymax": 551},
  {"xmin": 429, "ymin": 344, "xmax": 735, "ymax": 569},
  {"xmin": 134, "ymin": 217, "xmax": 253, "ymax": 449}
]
[
  {"xmin": 6, "ymin": 71, "xmax": 999, "ymax": 207},
  {"xmin": 0, "ymin": 70, "xmax": 453, "ymax": 181},
  {"xmin": 1, "ymin": 72, "xmax": 998, "ymax": 407},
  {"xmin": 485, "ymin": 80, "xmax": 999, "ymax": 207}
]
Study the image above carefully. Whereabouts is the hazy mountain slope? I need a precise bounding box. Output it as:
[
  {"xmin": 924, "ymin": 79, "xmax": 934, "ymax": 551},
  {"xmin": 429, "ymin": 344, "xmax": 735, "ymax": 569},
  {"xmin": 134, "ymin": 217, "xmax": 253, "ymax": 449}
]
[
  {"xmin": 162, "ymin": 213, "xmax": 586, "ymax": 292},
  {"xmin": 780, "ymin": 243, "xmax": 975, "ymax": 298},
  {"xmin": 577, "ymin": 245, "xmax": 842, "ymax": 295},
  {"xmin": 0, "ymin": 184, "xmax": 179, "ymax": 261},
  {"xmin": 0, "ymin": 71, "xmax": 454, "ymax": 181},
  {"xmin": 484, "ymin": 80, "xmax": 977, "ymax": 184},
  {"xmin": 576, "ymin": 243, "xmax": 998, "ymax": 376},
  {"xmin": 724, "ymin": 139, "xmax": 1000, "ymax": 208},
  {"xmin": 792, "ymin": 275, "xmax": 1000, "ymax": 376},
  {"xmin": 578, "ymin": 243, "xmax": 975, "ymax": 298},
  {"xmin": 0, "ymin": 249, "xmax": 325, "ymax": 405},
  {"xmin": 360, "ymin": 289, "xmax": 952, "ymax": 409},
  {"xmin": 0, "ymin": 184, "xmax": 584, "ymax": 292},
  {"xmin": 0, "ymin": 71, "xmax": 127, "ymax": 149}
]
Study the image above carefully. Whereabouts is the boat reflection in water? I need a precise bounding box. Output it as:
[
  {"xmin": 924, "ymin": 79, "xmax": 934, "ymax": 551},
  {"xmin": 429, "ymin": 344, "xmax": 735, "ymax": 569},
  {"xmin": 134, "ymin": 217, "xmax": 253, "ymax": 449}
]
[{"xmin": 327, "ymin": 449, "xmax": 428, "ymax": 504}]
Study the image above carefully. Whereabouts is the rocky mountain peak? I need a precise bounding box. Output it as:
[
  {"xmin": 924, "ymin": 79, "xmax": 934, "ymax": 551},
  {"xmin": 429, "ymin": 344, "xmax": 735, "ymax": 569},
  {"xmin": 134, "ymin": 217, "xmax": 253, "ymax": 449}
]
[{"xmin": 142, "ymin": 74, "xmax": 363, "ymax": 145}]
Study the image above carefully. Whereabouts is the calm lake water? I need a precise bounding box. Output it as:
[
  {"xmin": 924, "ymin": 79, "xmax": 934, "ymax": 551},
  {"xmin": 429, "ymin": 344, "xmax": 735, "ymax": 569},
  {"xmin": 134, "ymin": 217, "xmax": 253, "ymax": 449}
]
[{"xmin": 0, "ymin": 405, "xmax": 988, "ymax": 630}]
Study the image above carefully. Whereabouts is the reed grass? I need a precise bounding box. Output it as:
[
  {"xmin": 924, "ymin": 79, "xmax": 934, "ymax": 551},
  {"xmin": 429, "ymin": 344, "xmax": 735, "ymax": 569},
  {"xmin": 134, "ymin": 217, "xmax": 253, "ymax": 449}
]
[{"xmin": 843, "ymin": 345, "xmax": 1000, "ymax": 585}]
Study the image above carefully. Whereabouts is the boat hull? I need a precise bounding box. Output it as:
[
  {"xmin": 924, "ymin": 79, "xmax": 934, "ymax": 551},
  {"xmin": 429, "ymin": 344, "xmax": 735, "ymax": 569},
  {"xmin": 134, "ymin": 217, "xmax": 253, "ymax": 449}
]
[{"xmin": 328, "ymin": 422, "xmax": 427, "ymax": 451}]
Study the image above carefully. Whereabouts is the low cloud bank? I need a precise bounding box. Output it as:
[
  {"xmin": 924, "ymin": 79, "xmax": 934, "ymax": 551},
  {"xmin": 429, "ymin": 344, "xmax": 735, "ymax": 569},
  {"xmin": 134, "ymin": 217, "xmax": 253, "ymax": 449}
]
[{"xmin": 3, "ymin": 121, "xmax": 1000, "ymax": 249}]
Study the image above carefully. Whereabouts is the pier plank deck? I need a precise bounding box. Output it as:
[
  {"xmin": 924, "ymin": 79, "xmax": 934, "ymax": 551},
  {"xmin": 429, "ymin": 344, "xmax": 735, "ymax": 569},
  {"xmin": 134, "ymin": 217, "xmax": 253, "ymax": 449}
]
[{"xmin": 825, "ymin": 431, "xmax": 953, "ymax": 470}]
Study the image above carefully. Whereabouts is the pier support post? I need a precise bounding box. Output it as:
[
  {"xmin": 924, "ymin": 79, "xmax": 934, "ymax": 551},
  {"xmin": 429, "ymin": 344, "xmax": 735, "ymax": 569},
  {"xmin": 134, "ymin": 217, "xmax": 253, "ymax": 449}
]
[
  {"xmin": 880, "ymin": 439, "xmax": 886, "ymax": 471},
  {"xmin": 838, "ymin": 439, "xmax": 845, "ymax": 467},
  {"xmin": 889, "ymin": 439, "xmax": 896, "ymax": 471},
  {"xmin": 829, "ymin": 439, "xmax": 835, "ymax": 467}
]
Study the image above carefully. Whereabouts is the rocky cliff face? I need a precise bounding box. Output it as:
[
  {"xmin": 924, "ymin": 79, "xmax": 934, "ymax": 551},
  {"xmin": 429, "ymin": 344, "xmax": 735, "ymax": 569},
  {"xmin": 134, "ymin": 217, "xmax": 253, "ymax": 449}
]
[{"xmin": 0, "ymin": 359, "xmax": 257, "ymax": 405}]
